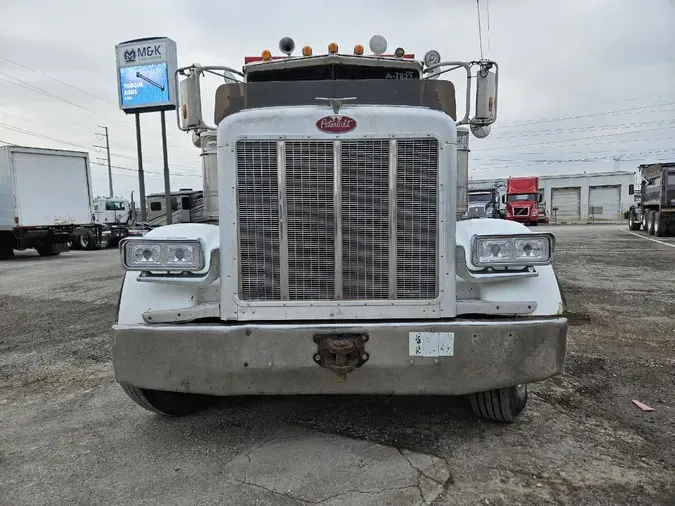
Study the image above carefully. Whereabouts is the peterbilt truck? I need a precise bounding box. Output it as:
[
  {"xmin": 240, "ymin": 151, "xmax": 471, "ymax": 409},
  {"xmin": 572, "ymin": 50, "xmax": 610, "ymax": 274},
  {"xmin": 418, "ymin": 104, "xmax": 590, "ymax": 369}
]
[
  {"xmin": 627, "ymin": 162, "xmax": 675, "ymax": 236},
  {"xmin": 113, "ymin": 36, "xmax": 567, "ymax": 423},
  {"xmin": 502, "ymin": 176, "xmax": 541, "ymax": 226}
]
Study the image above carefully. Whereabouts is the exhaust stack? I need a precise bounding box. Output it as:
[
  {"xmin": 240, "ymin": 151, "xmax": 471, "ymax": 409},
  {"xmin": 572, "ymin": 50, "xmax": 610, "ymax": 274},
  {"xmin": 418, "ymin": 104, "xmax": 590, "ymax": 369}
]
[
  {"xmin": 456, "ymin": 126, "xmax": 470, "ymax": 220},
  {"xmin": 199, "ymin": 131, "xmax": 219, "ymax": 220}
]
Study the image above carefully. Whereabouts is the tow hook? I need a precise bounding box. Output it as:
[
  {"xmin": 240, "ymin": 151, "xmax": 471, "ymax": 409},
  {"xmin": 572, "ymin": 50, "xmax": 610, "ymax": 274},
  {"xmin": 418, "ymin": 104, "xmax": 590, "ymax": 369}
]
[{"xmin": 312, "ymin": 333, "xmax": 369, "ymax": 382}]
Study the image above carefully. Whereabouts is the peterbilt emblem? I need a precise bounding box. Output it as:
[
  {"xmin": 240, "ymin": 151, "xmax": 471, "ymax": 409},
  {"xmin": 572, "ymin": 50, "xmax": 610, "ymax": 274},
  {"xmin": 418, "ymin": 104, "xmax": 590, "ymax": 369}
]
[{"xmin": 316, "ymin": 116, "xmax": 357, "ymax": 134}]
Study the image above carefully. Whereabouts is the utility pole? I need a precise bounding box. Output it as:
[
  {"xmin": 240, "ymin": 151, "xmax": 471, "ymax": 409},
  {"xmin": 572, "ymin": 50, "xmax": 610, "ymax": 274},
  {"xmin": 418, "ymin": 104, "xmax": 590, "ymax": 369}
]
[{"xmin": 94, "ymin": 126, "xmax": 113, "ymax": 197}]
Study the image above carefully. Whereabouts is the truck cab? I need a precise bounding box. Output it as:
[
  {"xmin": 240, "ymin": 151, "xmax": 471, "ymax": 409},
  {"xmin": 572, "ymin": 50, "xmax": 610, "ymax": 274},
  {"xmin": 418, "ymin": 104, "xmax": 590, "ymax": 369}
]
[
  {"xmin": 112, "ymin": 36, "xmax": 567, "ymax": 423},
  {"xmin": 503, "ymin": 176, "xmax": 541, "ymax": 226},
  {"xmin": 468, "ymin": 188, "xmax": 499, "ymax": 219}
]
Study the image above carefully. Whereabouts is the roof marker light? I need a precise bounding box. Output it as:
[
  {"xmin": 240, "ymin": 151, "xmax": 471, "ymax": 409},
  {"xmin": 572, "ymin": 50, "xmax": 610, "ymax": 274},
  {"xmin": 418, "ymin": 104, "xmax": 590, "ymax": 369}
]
[
  {"xmin": 369, "ymin": 35, "xmax": 387, "ymax": 55},
  {"xmin": 394, "ymin": 47, "xmax": 405, "ymax": 58},
  {"xmin": 302, "ymin": 45, "xmax": 313, "ymax": 57},
  {"xmin": 328, "ymin": 42, "xmax": 339, "ymax": 54},
  {"xmin": 353, "ymin": 44, "xmax": 364, "ymax": 56},
  {"xmin": 261, "ymin": 50, "xmax": 272, "ymax": 61}
]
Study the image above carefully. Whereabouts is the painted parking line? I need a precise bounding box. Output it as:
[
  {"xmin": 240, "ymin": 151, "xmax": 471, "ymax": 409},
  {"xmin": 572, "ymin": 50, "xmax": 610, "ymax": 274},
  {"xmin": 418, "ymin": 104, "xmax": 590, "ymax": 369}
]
[{"xmin": 619, "ymin": 229, "xmax": 675, "ymax": 249}]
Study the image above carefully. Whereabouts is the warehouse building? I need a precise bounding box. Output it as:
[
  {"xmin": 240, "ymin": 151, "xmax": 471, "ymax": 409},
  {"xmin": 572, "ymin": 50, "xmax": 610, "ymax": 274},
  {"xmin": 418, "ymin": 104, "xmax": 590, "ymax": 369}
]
[{"xmin": 469, "ymin": 171, "xmax": 635, "ymax": 222}]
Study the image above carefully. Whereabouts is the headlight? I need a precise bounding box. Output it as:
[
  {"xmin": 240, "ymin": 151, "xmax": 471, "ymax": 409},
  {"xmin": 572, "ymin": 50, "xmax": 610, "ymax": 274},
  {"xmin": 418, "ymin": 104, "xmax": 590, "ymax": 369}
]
[
  {"xmin": 121, "ymin": 239, "xmax": 204, "ymax": 271},
  {"xmin": 471, "ymin": 234, "xmax": 554, "ymax": 267}
]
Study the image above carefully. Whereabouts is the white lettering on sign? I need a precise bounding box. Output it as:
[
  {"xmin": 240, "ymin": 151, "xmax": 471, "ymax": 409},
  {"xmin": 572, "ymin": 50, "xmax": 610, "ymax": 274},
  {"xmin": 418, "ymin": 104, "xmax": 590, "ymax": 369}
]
[
  {"xmin": 119, "ymin": 42, "xmax": 166, "ymax": 65},
  {"xmin": 385, "ymin": 71, "xmax": 416, "ymax": 80}
]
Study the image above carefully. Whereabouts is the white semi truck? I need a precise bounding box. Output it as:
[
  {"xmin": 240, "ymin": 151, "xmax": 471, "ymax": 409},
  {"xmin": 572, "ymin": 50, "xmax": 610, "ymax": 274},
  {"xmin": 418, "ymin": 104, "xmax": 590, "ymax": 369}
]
[
  {"xmin": 113, "ymin": 36, "xmax": 568, "ymax": 422},
  {"xmin": 0, "ymin": 146, "xmax": 108, "ymax": 258}
]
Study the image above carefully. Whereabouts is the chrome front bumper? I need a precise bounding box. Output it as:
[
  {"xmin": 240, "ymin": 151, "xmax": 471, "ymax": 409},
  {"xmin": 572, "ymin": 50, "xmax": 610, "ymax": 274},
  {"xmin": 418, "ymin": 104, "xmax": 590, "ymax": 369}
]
[{"xmin": 112, "ymin": 317, "xmax": 567, "ymax": 396}]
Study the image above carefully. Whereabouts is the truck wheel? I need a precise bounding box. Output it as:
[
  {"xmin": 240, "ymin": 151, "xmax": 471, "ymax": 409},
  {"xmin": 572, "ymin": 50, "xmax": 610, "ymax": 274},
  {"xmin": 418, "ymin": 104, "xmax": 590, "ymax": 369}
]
[
  {"xmin": 654, "ymin": 212, "xmax": 666, "ymax": 237},
  {"xmin": 119, "ymin": 383, "xmax": 213, "ymax": 416},
  {"xmin": 36, "ymin": 245, "xmax": 60, "ymax": 257},
  {"xmin": 642, "ymin": 212, "xmax": 649, "ymax": 231},
  {"xmin": 468, "ymin": 384, "xmax": 528, "ymax": 423},
  {"xmin": 79, "ymin": 230, "xmax": 96, "ymax": 250},
  {"xmin": 628, "ymin": 213, "xmax": 641, "ymax": 231},
  {"xmin": 648, "ymin": 211, "xmax": 656, "ymax": 235}
]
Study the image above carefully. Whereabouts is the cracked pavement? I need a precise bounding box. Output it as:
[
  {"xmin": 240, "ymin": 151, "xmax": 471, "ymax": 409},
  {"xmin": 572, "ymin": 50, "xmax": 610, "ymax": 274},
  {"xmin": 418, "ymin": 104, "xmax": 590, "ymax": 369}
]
[
  {"xmin": 2, "ymin": 225, "xmax": 675, "ymax": 505},
  {"xmin": 223, "ymin": 426, "xmax": 450, "ymax": 505}
]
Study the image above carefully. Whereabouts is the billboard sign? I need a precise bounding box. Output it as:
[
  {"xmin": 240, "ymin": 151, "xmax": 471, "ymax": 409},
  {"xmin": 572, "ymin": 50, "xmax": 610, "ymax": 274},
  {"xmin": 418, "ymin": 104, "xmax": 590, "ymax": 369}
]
[{"xmin": 115, "ymin": 37, "xmax": 178, "ymax": 113}]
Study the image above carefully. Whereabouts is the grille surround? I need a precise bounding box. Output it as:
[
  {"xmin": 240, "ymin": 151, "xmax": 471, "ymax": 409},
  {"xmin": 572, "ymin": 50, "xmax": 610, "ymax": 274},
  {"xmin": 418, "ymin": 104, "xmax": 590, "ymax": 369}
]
[{"xmin": 236, "ymin": 138, "xmax": 439, "ymax": 302}]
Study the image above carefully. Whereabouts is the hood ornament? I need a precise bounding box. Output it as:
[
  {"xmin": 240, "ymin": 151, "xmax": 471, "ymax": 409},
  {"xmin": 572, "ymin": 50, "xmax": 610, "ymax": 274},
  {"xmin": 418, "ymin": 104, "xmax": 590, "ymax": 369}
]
[{"xmin": 314, "ymin": 96, "xmax": 357, "ymax": 114}]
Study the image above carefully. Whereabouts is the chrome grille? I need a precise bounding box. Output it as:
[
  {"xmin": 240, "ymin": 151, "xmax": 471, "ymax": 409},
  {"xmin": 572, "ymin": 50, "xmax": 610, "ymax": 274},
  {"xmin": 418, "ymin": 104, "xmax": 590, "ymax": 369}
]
[
  {"xmin": 341, "ymin": 140, "xmax": 390, "ymax": 299},
  {"xmin": 397, "ymin": 140, "xmax": 438, "ymax": 299},
  {"xmin": 236, "ymin": 141, "xmax": 280, "ymax": 300},
  {"xmin": 236, "ymin": 138, "xmax": 439, "ymax": 301},
  {"xmin": 285, "ymin": 141, "xmax": 335, "ymax": 300}
]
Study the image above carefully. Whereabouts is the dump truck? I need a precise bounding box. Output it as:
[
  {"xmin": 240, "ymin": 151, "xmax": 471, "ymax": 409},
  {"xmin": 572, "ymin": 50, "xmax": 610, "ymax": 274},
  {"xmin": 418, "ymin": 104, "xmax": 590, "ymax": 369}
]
[
  {"xmin": 112, "ymin": 36, "xmax": 567, "ymax": 423},
  {"xmin": 627, "ymin": 162, "xmax": 675, "ymax": 236}
]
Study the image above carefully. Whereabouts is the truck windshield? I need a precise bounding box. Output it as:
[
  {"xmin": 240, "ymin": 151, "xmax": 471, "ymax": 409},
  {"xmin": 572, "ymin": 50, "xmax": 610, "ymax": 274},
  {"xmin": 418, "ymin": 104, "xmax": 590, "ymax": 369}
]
[
  {"xmin": 507, "ymin": 194, "xmax": 538, "ymax": 202},
  {"xmin": 469, "ymin": 193, "xmax": 493, "ymax": 203},
  {"xmin": 214, "ymin": 79, "xmax": 457, "ymax": 125}
]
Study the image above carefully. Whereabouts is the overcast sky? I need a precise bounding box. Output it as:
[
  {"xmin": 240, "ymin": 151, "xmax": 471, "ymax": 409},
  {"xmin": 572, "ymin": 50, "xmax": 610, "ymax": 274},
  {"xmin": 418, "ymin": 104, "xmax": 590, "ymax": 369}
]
[{"xmin": 1, "ymin": 0, "xmax": 674, "ymax": 199}]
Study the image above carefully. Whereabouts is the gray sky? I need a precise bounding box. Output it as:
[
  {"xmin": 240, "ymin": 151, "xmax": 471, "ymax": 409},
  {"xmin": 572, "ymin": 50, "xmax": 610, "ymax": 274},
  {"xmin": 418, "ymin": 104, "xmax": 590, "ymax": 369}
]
[{"xmin": 1, "ymin": 0, "xmax": 674, "ymax": 200}]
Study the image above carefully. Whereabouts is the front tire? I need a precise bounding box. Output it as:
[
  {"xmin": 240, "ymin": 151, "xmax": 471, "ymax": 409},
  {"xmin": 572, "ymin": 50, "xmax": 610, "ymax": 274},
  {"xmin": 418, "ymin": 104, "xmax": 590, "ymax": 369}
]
[
  {"xmin": 628, "ymin": 212, "xmax": 642, "ymax": 231},
  {"xmin": 119, "ymin": 383, "xmax": 213, "ymax": 416},
  {"xmin": 469, "ymin": 384, "xmax": 528, "ymax": 423},
  {"xmin": 36, "ymin": 245, "xmax": 60, "ymax": 257},
  {"xmin": 648, "ymin": 211, "xmax": 656, "ymax": 235},
  {"xmin": 654, "ymin": 212, "xmax": 666, "ymax": 237}
]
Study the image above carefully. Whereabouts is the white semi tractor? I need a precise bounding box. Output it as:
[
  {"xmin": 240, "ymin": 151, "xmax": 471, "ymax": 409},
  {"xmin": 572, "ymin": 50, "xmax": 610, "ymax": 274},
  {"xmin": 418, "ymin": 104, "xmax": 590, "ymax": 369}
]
[{"xmin": 113, "ymin": 36, "xmax": 568, "ymax": 422}]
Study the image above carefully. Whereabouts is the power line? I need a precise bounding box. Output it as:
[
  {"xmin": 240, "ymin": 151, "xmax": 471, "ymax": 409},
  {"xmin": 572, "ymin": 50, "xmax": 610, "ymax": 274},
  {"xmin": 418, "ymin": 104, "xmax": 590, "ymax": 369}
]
[
  {"xmin": 479, "ymin": 126, "xmax": 675, "ymax": 151},
  {"xmin": 90, "ymin": 161, "xmax": 198, "ymax": 178},
  {"xmin": 0, "ymin": 55, "xmax": 116, "ymax": 105},
  {"xmin": 0, "ymin": 72, "xmax": 124, "ymax": 125},
  {"xmin": 490, "ymin": 117, "xmax": 675, "ymax": 140},
  {"xmin": 498, "ymin": 101, "xmax": 675, "ymax": 128},
  {"xmin": 0, "ymin": 122, "xmax": 200, "ymax": 176}
]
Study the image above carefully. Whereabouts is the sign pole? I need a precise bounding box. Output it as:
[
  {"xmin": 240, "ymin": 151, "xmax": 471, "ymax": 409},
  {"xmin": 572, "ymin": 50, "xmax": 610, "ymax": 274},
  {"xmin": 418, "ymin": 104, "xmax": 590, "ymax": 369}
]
[
  {"xmin": 160, "ymin": 110, "xmax": 172, "ymax": 225},
  {"xmin": 115, "ymin": 36, "xmax": 178, "ymax": 225},
  {"xmin": 135, "ymin": 112, "xmax": 147, "ymax": 221}
]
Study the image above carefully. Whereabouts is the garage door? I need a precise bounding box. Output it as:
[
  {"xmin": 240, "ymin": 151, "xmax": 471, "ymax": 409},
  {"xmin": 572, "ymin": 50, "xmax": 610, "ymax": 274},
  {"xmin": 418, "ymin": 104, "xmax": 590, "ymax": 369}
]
[
  {"xmin": 551, "ymin": 187, "xmax": 581, "ymax": 221},
  {"xmin": 589, "ymin": 185, "xmax": 621, "ymax": 220}
]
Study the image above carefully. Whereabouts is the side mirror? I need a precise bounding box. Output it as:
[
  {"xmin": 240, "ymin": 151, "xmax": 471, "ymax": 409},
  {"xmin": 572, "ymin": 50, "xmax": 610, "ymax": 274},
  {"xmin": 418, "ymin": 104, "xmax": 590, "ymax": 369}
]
[
  {"xmin": 628, "ymin": 184, "xmax": 634, "ymax": 195},
  {"xmin": 474, "ymin": 63, "xmax": 497, "ymax": 125},
  {"xmin": 538, "ymin": 194, "xmax": 543, "ymax": 203},
  {"xmin": 177, "ymin": 66, "xmax": 204, "ymax": 131},
  {"xmin": 501, "ymin": 195, "xmax": 506, "ymax": 204}
]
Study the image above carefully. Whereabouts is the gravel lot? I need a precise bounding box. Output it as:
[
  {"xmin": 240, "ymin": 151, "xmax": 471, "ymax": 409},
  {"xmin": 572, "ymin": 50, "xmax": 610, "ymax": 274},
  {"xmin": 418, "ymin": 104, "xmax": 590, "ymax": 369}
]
[{"xmin": 1, "ymin": 224, "xmax": 674, "ymax": 505}]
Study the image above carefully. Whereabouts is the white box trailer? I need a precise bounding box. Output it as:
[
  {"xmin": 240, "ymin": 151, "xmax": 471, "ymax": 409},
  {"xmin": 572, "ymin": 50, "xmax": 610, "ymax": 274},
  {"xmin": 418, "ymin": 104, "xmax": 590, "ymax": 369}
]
[{"xmin": 0, "ymin": 146, "xmax": 107, "ymax": 258}]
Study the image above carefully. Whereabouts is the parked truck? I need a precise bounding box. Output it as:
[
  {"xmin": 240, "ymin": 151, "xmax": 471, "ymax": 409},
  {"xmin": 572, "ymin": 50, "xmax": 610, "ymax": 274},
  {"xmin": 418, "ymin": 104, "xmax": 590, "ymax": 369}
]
[
  {"xmin": 112, "ymin": 36, "xmax": 567, "ymax": 423},
  {"xmin": 0, "ymin": 146, "xmax": 107, "ymax": 259},
  {"xmin": 145, "ymin": 188, "xmax": 205, "ymax": 227},
  {"xmin": 502, "ymin": 176, "xmax": 541, "ymax": 226},
  {"xmin": 467, "ymin": 187, "xmax": 500, "ymax": 219},
  {"xmin": 626, "ymin": 162, "xmax": 675, "ymax": 236}
]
